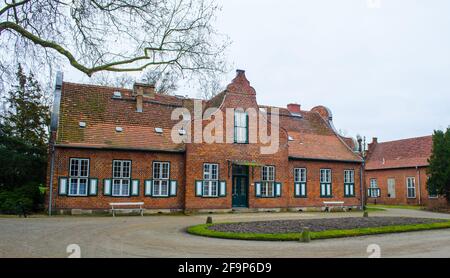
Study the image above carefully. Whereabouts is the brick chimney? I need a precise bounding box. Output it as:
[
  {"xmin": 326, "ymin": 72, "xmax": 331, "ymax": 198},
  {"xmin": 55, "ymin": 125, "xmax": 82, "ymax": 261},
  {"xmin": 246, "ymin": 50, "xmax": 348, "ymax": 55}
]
[
  {"xmin": 287, "ymin": 103, "xmax": 301, "ymax": 114},
  {"xmin": 133, "ymin": 83, "xmax": 155, "ymax": 112},
  {"xmin": 368, "ymin": 137, "xmax": 378, "ymax": 154}
]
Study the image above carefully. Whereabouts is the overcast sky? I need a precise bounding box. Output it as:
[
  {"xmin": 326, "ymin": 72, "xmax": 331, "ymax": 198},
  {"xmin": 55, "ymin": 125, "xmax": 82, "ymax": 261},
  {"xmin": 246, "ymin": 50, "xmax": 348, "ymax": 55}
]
[{"xmin": 66, "ymin": 0, "xmax": 450, "ymax": 143}]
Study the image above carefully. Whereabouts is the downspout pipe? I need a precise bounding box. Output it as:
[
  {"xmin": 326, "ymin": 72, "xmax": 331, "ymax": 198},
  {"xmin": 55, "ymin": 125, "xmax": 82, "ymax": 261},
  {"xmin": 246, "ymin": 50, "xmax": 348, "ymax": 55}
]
[
  {"xmin": 360, "ymin": 161, "xmax": 365, "ymax": 210},
  {"xmin": 48, "ymin": 72, "xmax": 63, "ymax": 216}
]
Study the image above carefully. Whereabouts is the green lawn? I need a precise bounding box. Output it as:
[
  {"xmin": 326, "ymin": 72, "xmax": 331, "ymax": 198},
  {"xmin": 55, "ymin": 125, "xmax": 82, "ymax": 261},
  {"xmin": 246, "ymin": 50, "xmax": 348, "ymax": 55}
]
[
  {"xmin": 187, "ymin": 221, "xmax": 450, "ymax": 242},
  {"xmin": 366, "ymin": 204, "xmax": 424, "ymax": 210}
]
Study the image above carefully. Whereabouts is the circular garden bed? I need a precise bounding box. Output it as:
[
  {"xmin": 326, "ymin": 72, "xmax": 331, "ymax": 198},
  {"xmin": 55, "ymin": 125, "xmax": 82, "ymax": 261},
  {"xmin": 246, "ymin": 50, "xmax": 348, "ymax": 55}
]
[{"xmin": 187, "ymin": 217, "xmax": 450, "ymax": 241}]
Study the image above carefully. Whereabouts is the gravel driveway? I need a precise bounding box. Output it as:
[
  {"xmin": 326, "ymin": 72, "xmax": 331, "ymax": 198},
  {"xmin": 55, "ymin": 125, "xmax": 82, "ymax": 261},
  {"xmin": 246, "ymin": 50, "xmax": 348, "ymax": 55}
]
[
  {"xmin": 209, "ymin": 217, "xmax": 447, "ymax": 233},
  {"xmin": 0, "ymin": 208, "xmax": 449, "ymax": 258}
]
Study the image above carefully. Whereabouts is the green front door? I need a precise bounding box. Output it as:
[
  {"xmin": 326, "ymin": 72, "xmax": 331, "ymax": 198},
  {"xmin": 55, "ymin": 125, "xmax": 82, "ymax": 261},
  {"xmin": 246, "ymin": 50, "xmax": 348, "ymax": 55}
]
[{"xmin": 232, "ymin": 176, "xmax": 248, "ymax": 208}]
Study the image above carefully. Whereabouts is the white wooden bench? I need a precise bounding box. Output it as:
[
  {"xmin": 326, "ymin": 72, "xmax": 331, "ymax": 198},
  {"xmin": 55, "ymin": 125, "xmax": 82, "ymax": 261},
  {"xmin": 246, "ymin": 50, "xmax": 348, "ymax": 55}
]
[
  {"xmin": 323, "ymin": 201, "xmax": 345, "ymax": 212},
  {"xmin": 109, "ymin": 202, "xmax": 144, "ymax": 217}
]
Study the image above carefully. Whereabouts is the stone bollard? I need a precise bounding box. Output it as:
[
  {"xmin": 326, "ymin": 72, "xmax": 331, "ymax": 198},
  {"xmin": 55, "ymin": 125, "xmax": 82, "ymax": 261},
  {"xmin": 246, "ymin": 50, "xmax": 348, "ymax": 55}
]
[
  {"xmin": 300, "ymin": 227, "xmax": 311, "ymax": 243},
  {"xmin": 363, "ymin": 211, "xmax": 369, "ymax": 218},
  {"xmin": 206, "ymin": 216, "xmax": 213, "ymax": 224}
]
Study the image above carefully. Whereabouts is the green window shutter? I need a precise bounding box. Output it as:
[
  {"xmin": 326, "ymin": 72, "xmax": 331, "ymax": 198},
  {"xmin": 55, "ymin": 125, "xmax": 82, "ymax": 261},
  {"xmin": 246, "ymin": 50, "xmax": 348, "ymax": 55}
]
[
  {"xmin": 131, "ymin": 180, "xmax": 140, "ymax": 196},
  {"xmin": 103, "ymin": 179, "xmax": 112, "ymax": 196},
  {"xmin": 145, "ymin": 180, "xmax": 153, "ymax": 196},
  {"xmin": 170, "ymin": 180, "xmax": 178, "ymax": 197},
  {"xmin": 219, "ymin": 181, "xmax": 227, "ymax": 197},
  {"xmin": 89, "ymin": 178, "xmax": 98, "ymax": 196},
  {"xmin": 195, "ymin": 180, "xmax": 203, "ymax": 197},
  {"xmin": 275, "ymin": 182, "xmax": 282, "ymax": 197},
  {"xmin": 255, "ymin": 182, "xmax": 262, "ymax": 197},
  {"xmin": 58, "ymin": 177, "xmax": 68, "ymax": 196}
]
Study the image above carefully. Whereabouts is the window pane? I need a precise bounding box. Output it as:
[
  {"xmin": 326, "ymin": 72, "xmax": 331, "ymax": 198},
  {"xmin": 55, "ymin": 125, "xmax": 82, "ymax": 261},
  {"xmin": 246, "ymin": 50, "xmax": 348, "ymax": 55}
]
[
  {"xmin": 80, "ymin": 160, "xmax": 89, "ymax": 177},
  {"xmin": 70, "ymin": 160, "xmax": 79, "ymax": 177},
  {"xmin": 70, "ymin": 179, "xmax": 78, "ymax": 195},
  {"xmin": 121, "ymin": 180, "xmax": 129, "ymax": 195},
  {"xmin": 162, "ymin": 163, "xmax": 169, "ymax": 179},
  {"xmin": 123, "ymin": 162, "xmax": 130, "ymax": 178},
  {"xmin": 113, "ymin": 180, "xmax": 121, "ymax": 195},
  {"xmin": 153, "ymin": 163, "xmax": 161, "ymax": 179},
  {"xmin": 113, "ymin": 161, "xmax": 121, "ymax": 178},
  {"xmin": 161, "ymin": 180, "xmax": 169, "ymax": 196},
  {"xmin": 79, "ymin": 179, "xmax": 87, "ymax": 195}
]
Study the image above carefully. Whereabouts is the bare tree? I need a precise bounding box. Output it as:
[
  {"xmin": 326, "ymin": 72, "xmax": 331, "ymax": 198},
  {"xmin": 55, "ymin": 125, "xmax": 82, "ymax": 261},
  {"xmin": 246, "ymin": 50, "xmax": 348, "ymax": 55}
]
[{"xmin": 0, "ymin": 0, "xmax": 229, "ymax": 83}]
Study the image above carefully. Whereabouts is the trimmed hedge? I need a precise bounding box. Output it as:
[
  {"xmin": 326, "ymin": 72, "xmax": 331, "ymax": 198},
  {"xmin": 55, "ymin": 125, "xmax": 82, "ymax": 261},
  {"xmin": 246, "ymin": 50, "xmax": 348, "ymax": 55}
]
[{"xmin": 187, "ymin": 221, "xmax": 450, "ymax": 242}]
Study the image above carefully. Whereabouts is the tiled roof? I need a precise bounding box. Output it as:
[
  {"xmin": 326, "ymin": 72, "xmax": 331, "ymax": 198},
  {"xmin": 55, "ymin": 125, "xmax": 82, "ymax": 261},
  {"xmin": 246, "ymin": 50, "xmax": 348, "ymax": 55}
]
[
  {"xmin": 57, "ymin": 82, "xmax": 185, "ymax": 152},
  {"xmin": 279, "ymin": 111, "xmax": 363, "ymax": 162},
  {"xmin": 56, "ymin": 81, "xmax": 362, "ymax": 162},
  {"xmin": 365, "ymin": 136, "xmax": 432, "ymax": 170}
]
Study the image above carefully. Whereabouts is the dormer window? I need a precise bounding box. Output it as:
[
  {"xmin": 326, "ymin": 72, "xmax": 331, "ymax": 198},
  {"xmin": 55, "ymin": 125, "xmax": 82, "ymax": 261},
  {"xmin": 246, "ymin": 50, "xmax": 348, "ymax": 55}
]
[
  {"xmin": 112, "ymin": 91, "xmax": 122, "ymax": 99},
  {"xmin": 234, "ymin": 110, "xmax": 248, "ymax": 144},
  {"xmin": 155, "ymin": 127, "xmax": 163, "ymax": 134},
  {"xmin": 79, "ymin": 122, "xmax": 86, "ymax": 128},
  {"xmin": 115, "ymin": 127, "xmax": 123, "ymax": 133}
]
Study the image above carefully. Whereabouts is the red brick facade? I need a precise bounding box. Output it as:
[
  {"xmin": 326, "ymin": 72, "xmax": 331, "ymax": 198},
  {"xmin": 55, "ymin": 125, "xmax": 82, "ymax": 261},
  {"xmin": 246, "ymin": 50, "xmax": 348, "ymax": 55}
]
[
  {"xmin": 46, "ymin": 70, "xmax": 364, "ymax": 214},
  {"xmin": 365, "ymin": 137, "xmax": 448, "ymax": 208}
]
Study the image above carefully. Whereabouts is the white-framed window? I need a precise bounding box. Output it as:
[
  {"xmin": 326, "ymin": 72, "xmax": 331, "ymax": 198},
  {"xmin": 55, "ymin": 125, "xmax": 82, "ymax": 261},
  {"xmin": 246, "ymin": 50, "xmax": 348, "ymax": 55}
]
[
  {"xmin": 153, "ymin": 162, "xmax": 170, "ymax": 197},
  {"xmin": 344, "ymin": 170, "xmax": 355, "ymax": 197},
  {"xmin": 320, "ymin": 169, "xmax": 332, "ymax": 197},
  {"xmin": 234, "ymin": 110, "xmax": 248, "ymax": 144},
  {"xmin": 294, "ymin": 168, "xmax": 306, "ymax": 183},
  {"xmin": 112, "ymin": 160, "xmax": 131, "ymax": 197},
  {"xmin": 368, "ymin": 178, "xmax": 380, "ymax": 198},
  {"xmin": 69, "ymin": 158, "xmax": 89, "ymax": 196},
  {"xmin": 406, "ymin": 177, "xmax": 416, "ymax": 198},
  {"xmin": 203, "ymin": 163, "xmax": 219, "ymax": 197},
  {"xmin": 261, "ymin": 166, "xmax": 275, "ymax": 197},
  {"xmin": 294, "ymin": 168, "xmax": 307, "ymax": 197}
]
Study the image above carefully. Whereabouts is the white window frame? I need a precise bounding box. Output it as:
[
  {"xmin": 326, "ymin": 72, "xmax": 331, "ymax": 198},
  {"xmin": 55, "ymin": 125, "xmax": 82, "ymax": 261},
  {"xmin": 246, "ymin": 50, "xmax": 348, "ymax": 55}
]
[
  {"xmin": 68, "ymin": 158, "xmax": 89, "ymax": 196},
  {"xmin": 152, "ymin": 162, "xmax": 170, "ymax": 197},
  {"xmin": 344, "ymin": 170, "xmax": 355, "ymax": 197},
  {"xmin": 203, "ymin": 164, "xmax": 219, "ymax": 197},
  {"xmin": 320, "ymin": 169, "xmax": 332, "ymax": 197},
  {"xmin": 294, "ymin": 168, "xmax": 307, "ymax": 183},
  {"xmin": 368, "ymin": 178, "xmax": 380, "ymax": 198},
  {"xmin": 234, "ymin": 110, "xmax": 248, "ymax": 144},
  {"xmin": 112, "ymin": 160, "xmax": 131, "ymax": 197},
  {"xmin": 406, "ymin": 177, "xmax": 416, "ymax": 199},
  {"xmin": 261, "ymin": 166, "xmax": 275, "ymax": 197}
]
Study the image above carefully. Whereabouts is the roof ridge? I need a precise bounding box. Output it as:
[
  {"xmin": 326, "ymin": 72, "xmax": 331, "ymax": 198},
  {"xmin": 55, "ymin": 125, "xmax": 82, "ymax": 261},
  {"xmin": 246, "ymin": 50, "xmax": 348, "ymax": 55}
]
[{"xmin": 376, "ymin": 135, "xmax": 432, "ymax": 145}]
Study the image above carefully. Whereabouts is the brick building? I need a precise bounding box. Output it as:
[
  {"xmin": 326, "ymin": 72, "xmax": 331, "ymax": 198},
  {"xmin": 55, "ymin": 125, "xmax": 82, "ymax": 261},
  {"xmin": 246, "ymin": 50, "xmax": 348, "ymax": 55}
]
[
  {"xmin": 365, "ymin": 136, "xmax": 447, "ymax": 208},
  {"xmin": 47, "ymin": 70, "xmax": 364, "ymax": 214}
]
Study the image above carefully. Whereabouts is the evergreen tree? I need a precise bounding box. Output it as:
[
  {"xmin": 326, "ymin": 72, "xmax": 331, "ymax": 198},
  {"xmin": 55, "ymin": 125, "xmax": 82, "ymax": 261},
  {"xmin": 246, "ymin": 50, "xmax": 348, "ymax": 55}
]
[
  {"xmin": 1, "ymin": 64, "xmax": 50, "ymax": 148},
  {"xmin": 427, "ymin": 128, "xmax": 450, "ymax": 203}
]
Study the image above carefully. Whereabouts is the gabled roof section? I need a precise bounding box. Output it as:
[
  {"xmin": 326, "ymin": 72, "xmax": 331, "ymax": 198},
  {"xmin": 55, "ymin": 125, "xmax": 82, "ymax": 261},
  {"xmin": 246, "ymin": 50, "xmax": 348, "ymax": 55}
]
[
  {"xmin": 57, "ymin": 82, "xmax": 185, "ymax": 152},
  {"xmin": 264, "ymin": 105, "xmax": 363, "ymax": 162},
  {"xmin": 365, "ymin": 136, "xmax": 432, "ymax": 170}
]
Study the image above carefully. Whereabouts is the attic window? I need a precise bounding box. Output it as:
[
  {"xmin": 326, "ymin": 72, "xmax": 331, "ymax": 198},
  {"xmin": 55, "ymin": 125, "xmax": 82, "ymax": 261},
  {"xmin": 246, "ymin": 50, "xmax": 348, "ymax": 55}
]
[
  {"xmin": 79, "ymin": 122, "xmax": 86, "ymax": 128},
  {"xmin": 112, "ymin": 91, "xmax": 122, "ymax": 99},
  {"xmin": 155, "ymin": 127, "xmax": 163, "ymax": 134},
  {"xmin": 290, "ymin": 112, "xmax": 302, "ymax": 118},
  {"xmin": 288, "ymin": 136, "xmax": 294, "ymax": 141},
  {"xmin": 115, "ymin": 127, "xmax": 123, "ymax": 133}
]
